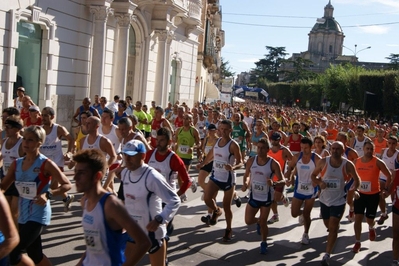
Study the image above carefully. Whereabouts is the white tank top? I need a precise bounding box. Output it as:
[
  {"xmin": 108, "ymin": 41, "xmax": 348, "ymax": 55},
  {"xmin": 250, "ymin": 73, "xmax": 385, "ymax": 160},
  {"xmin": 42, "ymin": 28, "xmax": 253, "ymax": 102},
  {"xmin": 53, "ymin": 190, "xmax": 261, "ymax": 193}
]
[
  {"xmin": 295, "ymin": 152, "xmax": 316, "ymax": 196},
  {"xmin": 40, "ymin": 124, "xmax": 64, "ymax": 167},
  {"xmin": 353, "ymin": 137, "xmax": 367, "ymax": 157},
  {"xmin": 147, "ymin": 149, "xmax": 177, "ymax": 192},
  {"xmin": 212, "ymin": 138, "xmax": 236, "ymax": 183},
  {"xmin": 319, "ymin": 157, "xmax": 349, "ymax": 207},
  {"xmin": 1, "ymin": 137, "xmax": 22, "ymax": 174},
  {"xmin": 82, "ymin": 135, "xmax": 102, "ymax": 150},
  {"xmin": 250, "ymin": 156, "xmax": 274, "ymax": 202},
  {"xmin": 99, "ymin": 125, "xmax": 121, "ymax": 163},
  {"xmin": 309, "ymin": 126, "xmax": 318, "ymax": 137},
  {"xmin": 381, "ymin": 148, "xmax": 398, "ymax": 171},
  {"xmin": 99, "ymin": 125, "xmax": 121, "ymax": 154},
  {"xmin": 15, "ymin": 98, "xmax": 23, "ymax": 111},
  {"xmin": 195, "ymin": 117, "xmax": 207, "ymax": 139}
]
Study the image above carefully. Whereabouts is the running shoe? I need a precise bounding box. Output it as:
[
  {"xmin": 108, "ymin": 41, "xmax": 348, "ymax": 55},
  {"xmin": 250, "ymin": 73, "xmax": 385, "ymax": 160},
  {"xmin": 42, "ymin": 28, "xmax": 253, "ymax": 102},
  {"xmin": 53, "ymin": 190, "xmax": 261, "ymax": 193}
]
[
  {"xmin": 369, "ymin": 227, "xmax": 376, "ymax": 241},
  {"xmin": 348, "ymin": 210, "xmax": 355, "ymax": 222},
  {"xmin": 191, "ymin": 179, "xmax": 198, "ymax": 193},
  {"xmin": 392, "ymin": 260, "xmax": 399, "ymax": 266},
  {"xmin": 298, "ymin": 214, "xmax": 305, "ymax": 226},
  {"xmin": 282, "ymin": 195, "xmax": 290, "ymax": 207},
  {"xmin": 256, "ymin": 222, "xmax": 261, "ymax": 235},
  {"xmin": 201, "ymin": 215, "xmax": 211, "ymax": 225},
  {"xmin": 222, "ymin": 228, "xmax": 233, "ymax": 242},
  {"xmin": 267, "ymin": 214, "xmax": 279, "ymax": 224},
  {"xmin": 64, "ymin": 194, "xmax": 74, "ymax": 212},
  {"xmin": 260, "ymin": 241, "xmax": 268, "ymax": 254},
  {"xmin": 180, "ymin": 194, "xmax": 188, "ymax": 202},
  {"xmin": 301, "ymin": 233, "xmax": 310, "ymax": 245},
  {"xmin": 234, "ymin": 196, "xmax": 242, "ymax": 208},
  {"xmin": 209, "ymin": 208, "xmax": 223, "ymax": 226},
  {"xmin": 352, "ymin": 242, "xmax": 361, "ymax": 253},
  {"xmin": 321, "ymin": 254, "xmax": 330, "ymax": 266},
  {"xmin": 377, "ymin": 214, "xmax": 389, "ymax": 225}
]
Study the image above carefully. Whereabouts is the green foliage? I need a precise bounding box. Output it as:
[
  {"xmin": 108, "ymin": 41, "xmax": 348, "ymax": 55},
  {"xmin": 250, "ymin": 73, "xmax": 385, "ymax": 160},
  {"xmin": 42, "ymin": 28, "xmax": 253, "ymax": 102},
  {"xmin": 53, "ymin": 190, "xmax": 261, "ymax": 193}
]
[
  {"xmin": 220, "ymin": 57, "xmax": 235, "ymax": 79},
  {"xmin": 386, "ymin": 54, "xmax": 399, "ymax": 70},
  {"xmin": 252, "ymin": 46, "xmax": 288, "ymax": 83}
]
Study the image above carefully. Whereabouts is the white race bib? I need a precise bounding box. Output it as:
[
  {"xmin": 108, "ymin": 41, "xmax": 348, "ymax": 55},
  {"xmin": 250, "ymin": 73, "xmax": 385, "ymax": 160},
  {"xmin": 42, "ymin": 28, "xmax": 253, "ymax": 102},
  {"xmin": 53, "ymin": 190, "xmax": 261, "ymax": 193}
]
[
  {"xmin": 178, "ymin": 145, "xmax": 189, "ymax": 154},
  {"xmin": 359, "ymin": 181, "xmax": 371, "ymax": 193},
  {"xmin": 214, "ymin": 160, "xmax": 226, "ymax": 171},
  {"xmin": 251, "ymin": 145, "xmax": 257, "ymax": 153},
  {"xmin": 234, "ymin": 138, "xmax": 242, "ymax": 144},
  {"xmin": 151, "ymin": 129, "xmax": 157, "ymax": 138},
  {"xmin": 15, "ymin": 181, "xmax": 37, "ymax": 200},
  {"xmin": 84, "ymin": 229, "xmax": 103, "ymax": 252},
  {"xmin": 297, "ymin": 181, "xmax": 313, "ymax": 195},
  {"xmin": 3, "ymin": 162, "xmax": 10, "ymax": 175},
  {"xmin": 324, "ymin": 179, "xmax": 340, "ymax": 191},
  {"xmin": 252, "ymin": 181, "xmax": 267, "ymax": 195}
]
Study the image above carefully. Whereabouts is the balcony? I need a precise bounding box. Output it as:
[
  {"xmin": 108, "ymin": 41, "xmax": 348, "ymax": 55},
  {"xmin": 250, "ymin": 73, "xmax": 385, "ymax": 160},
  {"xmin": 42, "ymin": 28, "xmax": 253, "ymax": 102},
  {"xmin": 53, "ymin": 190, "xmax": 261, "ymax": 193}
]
[{"xmin": 186, "ymin": 0, "xmax": 201, "ymax": 25}]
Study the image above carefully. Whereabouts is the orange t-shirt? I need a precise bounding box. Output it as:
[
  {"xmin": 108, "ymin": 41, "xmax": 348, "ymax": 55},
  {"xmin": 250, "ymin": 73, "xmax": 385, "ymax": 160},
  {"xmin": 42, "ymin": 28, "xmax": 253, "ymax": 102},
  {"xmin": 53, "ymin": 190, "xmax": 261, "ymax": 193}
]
[
  {"xmin": 326, "ymin": 128, "xmax": 338, "ymax": 141},
  {"xmin": 355, "ymin": 157, "xmax": 380, "ymax": 194},
  {"xmin": 268, "ymin": 148, "xmax": 285, "ymax": 181},
  {"xmin": 374, "ymin": 138, "xmax": 387, "ymax": 156}
]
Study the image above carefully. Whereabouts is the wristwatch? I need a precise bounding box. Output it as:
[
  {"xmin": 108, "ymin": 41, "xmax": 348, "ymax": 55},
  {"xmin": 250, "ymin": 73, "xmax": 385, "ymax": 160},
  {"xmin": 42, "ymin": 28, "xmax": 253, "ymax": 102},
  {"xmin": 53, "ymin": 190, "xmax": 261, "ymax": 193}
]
[{"xmin": 154, "ymin": 215, "xmax": 163, "ymax": 224}]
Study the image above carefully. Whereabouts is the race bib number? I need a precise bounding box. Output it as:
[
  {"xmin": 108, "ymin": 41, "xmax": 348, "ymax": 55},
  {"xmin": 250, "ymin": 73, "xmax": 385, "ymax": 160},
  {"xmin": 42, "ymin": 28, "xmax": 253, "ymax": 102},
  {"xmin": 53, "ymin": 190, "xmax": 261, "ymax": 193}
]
[
  {"xmin": 251, "ymin": 145, "xmax": 257, "ymax": 153},
  {"xmin": 359, "ymin": 181, "xmax": 371, "ymax": 193},
  {"xmin": 3, "ymin": 162, "xmax": 10, "ymax": 174},
  {"xmin": 297, "ymin": 181, "xmax": 312, "ymax": 195},
  {"xmin": 151, "ymin": 129, "xmax": 157, "ymax": 138},
  {"xmin": 324, "ymin": 179, "xmax": 340, "ymax": 190},
  {"xmin": 84, "ymin": 229, "xmax": 103, "ymax": 252},
  {"xmin": 252, "ymin": 181, "xmax": 267, "ymax": 195},
  {"xmin": 214, "ymin": 160, "xmax": 226, "ymax": 170},
  {"xmin": 179, "ymin": 145, "xmax": 189, "ymax": 154},
  {"xmin": 15, "ymin": 181, "xmax": 37, "ymax": 200}
]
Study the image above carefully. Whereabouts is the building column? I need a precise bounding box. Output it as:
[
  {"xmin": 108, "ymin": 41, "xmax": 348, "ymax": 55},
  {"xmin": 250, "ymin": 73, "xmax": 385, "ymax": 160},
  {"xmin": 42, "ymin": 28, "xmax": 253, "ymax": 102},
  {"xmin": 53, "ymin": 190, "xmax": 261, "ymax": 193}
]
[
  {"xmin": 113, "ymin": 13, "xmax": 135, "ymax": 98},
  {"xmin": 89, "ymin": 5, "xmax": 113, "ymax": 99},
  {"xmin": 154, "ymin": 30, "xmax": 174, "ymax": 107}
]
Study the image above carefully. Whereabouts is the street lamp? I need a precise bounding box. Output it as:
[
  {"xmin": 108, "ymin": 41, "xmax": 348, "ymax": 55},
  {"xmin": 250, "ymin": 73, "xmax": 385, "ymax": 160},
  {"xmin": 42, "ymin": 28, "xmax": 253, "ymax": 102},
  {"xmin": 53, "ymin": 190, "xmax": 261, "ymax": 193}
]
[{"xmin": 342, "ymin": 44, "xmax": 371, "ymax": 62}]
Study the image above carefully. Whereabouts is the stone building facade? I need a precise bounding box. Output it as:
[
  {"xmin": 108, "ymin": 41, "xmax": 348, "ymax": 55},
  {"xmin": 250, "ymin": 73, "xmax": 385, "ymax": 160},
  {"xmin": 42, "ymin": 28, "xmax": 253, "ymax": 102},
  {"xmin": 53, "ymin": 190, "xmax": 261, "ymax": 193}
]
[{"xmin": 0, "ymin": 0, "xmax": 211, "ymax": 128}]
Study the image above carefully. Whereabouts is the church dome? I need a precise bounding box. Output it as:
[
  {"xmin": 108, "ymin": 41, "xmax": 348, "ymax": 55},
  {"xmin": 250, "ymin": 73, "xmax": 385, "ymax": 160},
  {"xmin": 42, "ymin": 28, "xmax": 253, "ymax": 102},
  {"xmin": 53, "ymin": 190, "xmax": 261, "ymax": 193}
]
[{"xmin": 311, "ymin": 17, "xmax": 343, "ymax": 33}]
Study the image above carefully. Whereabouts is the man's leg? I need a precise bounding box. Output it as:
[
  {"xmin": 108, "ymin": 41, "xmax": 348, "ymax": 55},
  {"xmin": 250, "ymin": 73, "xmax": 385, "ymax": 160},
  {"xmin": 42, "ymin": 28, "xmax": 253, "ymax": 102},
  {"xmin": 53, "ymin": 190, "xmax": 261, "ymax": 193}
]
[
  {"xmin": 303, "ymin": 198, "xmax": 316, "ymax": 234},
  {"xmin": 222, "ymin": 186, "xmax": 235, "ymax": 230},
  {"xmin": 149, "ymin": 239, "xmax": 166, "ymax": 266},
  {"xmin": 204, "ymin": 180, "xmax": 220, "ymax": 212}
]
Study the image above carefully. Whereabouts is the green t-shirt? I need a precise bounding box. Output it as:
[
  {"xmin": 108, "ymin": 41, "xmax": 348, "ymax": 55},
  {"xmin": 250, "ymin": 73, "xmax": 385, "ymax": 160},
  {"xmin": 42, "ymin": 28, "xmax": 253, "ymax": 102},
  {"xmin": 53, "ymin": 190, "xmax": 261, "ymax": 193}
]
[
  {"xmin": 176, "ymin": 127, "xmax": 195, "ymax": 159},
  {"xmin": 133, "ymin": 110, "xmax": 147, "ymax": 131}
]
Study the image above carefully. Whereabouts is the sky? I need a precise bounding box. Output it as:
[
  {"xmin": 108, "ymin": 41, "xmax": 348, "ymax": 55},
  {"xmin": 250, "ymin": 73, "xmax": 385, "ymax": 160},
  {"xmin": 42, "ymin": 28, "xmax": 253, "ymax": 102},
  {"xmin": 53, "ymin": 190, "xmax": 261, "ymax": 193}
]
[{"xmin": 220, "ymin": 0, "xmax": 399, "ymax": 75}]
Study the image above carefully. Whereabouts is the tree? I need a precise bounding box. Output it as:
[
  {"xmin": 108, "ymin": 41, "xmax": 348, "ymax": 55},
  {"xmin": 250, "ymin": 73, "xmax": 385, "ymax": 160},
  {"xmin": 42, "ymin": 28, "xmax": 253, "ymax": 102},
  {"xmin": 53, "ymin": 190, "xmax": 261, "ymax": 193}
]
[
  {"xmin": 251, "ymin": 46, "xmax": 288, "ymax": 83},
  {"xmin": 220, "ymin": 57, "xmax": 235, "ymax": 79},
  {"xmin": 282, "ymin": 57, "xmax": 317, "ymax": 82},
  {"xmin": 386, "ymin": 53, "xmax": 399, "ymax": 70}
]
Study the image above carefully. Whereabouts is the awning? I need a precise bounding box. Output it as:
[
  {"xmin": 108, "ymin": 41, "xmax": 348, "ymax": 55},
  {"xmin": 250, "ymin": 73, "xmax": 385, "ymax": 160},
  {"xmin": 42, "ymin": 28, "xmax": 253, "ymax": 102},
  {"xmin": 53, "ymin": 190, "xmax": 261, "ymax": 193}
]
[
  {"xmin": 205, "ymin": 82, "xmax": 220, "ymax": 99},
  {"xmin": 232, "ymin": 96, "xmax": 245, "ymax": 102}
]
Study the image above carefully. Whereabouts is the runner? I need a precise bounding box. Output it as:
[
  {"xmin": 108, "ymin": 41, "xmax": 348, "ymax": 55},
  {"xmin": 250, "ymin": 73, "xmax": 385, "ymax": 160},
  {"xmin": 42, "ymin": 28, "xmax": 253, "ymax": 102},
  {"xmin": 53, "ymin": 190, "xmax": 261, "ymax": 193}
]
[
  {"xmin": 267, "ymin": 132, "xmax": 293, "ymax": 224},
  {"xmin": 311, "ymin": 141, "xmax": 360, "ymax": 266},
  {"xmin": 377, "ymin": 136, "xmax": 399, "ymax": 224},
  {"xmin": 1, "ymin": 116, "xmax": 24, "ymax": 226},
  {"xmin": 73, "ymin": 149, "xmax": 151, "ymax": 266},
  {"xmin": 23, "ymin": 105, "xmax": 42, "ymax": 127},
  {"xmin": 350, "ymin": 125, "xmax": 371, "ymax": 157},
  {"xmin": 72, "ymin": 97, "xmax": 100, "ymax": 125},
  {"xmin": 0, "ymin": 190, "xmax": 19, "ymax": 262},
  {"xmin": 150, "ymin": 106, "xmax": 173, "ymax": 149},
  {"xmin": 116, "ymin": 139, "xmax": 181, "ymax": 266},
  {"xmin": 285, "ymin": 137, "xmax": 321, "ymax": 245},
  {"xmin": 197, "ymin": 119, "xmax": 243, "ymax": 241},
  {"xmin": 40, "ymin": 107, "xmax": 75, "ymax": 212},
  {"xmin": 242, "ymin": 138, "xmax": 285, "ymax": 254},
  {"xmin": 1, "ymin": 125, "xmax": 72, "ymax": 265},
  {"xmin": 352, "ymin": 141, "xmax": 391, "ymax": 253}
]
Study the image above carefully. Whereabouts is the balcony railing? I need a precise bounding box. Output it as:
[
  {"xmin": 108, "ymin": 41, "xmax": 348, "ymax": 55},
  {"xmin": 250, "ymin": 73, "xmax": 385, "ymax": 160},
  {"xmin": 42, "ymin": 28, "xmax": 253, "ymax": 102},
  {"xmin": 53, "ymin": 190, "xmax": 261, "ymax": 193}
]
[{"xmin": 188, "ymin": 0, "xmax": 201, "ymax": 22}]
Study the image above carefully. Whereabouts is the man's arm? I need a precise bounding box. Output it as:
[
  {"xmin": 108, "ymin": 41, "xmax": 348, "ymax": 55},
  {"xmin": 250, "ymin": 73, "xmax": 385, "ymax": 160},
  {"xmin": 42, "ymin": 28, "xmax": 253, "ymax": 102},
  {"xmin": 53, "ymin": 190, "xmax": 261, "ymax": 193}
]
[
  {"xmin": 311, "ymin": 158, "xmax": 326, "ymax": 188},
  {"xmin": 58, "ymin": 125, "xmax": 75, "ymax": 155},
  {"xmin": 0, "ymin": 191, "xmax": 19, "ymax": 259},
  {"xmin": 285, "ymin": 154, "xmax": 298, "ymax": 185},
  {"xmin": 162, "ymin": 119, "xmax": 174, "ymax": 135},
  {"xmin": 192, "ymin": 128, "xmax": 201, "ymax": 150},
  {"xmin": 229, "ymin": 141, "xmax": 243, "ymax": 170},
  {"xmin": 100, "ymin": 137, "xmax": 117, "ymax": 167},
  {"xmin": 172, "ymin": 155, "xmax": 192, "ymax": 196},
  {"xmin": 105, "ymin": 195, "xmax": 151, "ymax": 266},
  {"xmin": 242, "ymin": 156, "xmax": 254, "ymax": 192},
  {"xmin": 377, "ymin": 158, "xmax": 392, "ymax": 190},
  {"xmin": 72, "ymin": 107, "xmax": 81, "ymax": 124},
  {"xmin": 345, "ymin": 160, "xmax": 361, "ymax": 191}
]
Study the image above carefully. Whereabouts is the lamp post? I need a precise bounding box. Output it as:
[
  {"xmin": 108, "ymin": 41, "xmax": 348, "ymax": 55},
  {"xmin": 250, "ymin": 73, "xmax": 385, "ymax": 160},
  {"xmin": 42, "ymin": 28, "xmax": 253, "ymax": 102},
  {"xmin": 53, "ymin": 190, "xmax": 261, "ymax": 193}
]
[{"xmin": 342, "ymin": 44, "xmax": 371, "ymax": 64}]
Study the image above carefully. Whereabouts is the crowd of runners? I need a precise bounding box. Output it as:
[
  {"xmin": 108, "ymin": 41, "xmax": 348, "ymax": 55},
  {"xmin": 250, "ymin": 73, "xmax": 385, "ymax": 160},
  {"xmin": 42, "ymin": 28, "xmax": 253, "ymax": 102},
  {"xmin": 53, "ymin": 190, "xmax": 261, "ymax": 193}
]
[{"xmin": 0, "ymin": 87, "xmax": 398, "ymax": 266}]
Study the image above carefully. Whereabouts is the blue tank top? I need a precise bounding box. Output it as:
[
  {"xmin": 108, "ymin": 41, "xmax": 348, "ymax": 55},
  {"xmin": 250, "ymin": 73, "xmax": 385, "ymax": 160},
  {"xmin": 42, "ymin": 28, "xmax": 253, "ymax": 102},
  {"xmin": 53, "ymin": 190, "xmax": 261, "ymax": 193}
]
[
  {"xmin": 82, "ymin": 193, "xmax": 126, "ymax": 266},
  {"xmin": 15, "ymin": 154, "xmax": 51, "ymax": 225},
  {"xmin": 113, "ymin": 112, "xmax": 127, "ymax": 125}
]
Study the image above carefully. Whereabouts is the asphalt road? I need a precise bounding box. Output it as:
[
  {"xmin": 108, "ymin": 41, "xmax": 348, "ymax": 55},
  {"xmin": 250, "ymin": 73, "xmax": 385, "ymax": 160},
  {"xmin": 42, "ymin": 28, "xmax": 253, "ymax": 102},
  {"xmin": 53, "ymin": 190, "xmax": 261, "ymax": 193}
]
[{"xmin": 40, "ymin": 161, "xmax": 395, "ymax": 266}]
